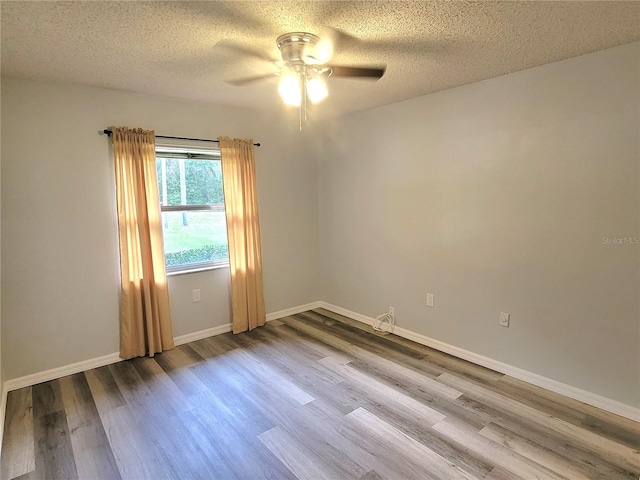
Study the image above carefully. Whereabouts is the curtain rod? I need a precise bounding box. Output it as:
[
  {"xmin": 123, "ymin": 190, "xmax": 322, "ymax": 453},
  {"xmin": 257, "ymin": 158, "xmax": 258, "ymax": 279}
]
[{"xmin": 102, "ymin": 129, "xmax": 261, "ymax": 147}]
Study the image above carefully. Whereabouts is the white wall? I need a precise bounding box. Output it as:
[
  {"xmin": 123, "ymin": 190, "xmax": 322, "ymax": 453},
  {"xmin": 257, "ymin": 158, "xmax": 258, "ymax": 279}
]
[
  {"xmin": 1, "ymin": 78, "xmax": 318, "ymax": 380},
  {"xmin": 317, "ymin": 42, "xmax": 640, "ymax": 408}
]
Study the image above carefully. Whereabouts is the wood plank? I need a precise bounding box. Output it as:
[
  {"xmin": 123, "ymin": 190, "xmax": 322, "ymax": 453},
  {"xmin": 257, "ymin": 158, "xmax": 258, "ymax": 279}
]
[
  {"xmin": 100, "ymin": 405, "xmax": 173, "ymax": 480},
  {"xmin": 346, "ymin": 356, "xmax": 463, "ymax": 401},
  {"xmin": 344, "ymin": 357, "xmax": 489, "ymax": 432},
  {"xmin": 259, "ymin": 323, "xmax": 344, "ymax": 366},
  {"xmin": 216, "ymin": 347, "xmax": 315, "ymax": 406},
  {"xmin": 188, "ymin": 334, "xmax": 236, "ymax": 360},
  {"xmin": 487, "ymin": 371, "xmax": 640, "ymax": 453},
  {"xmin": 153, "ymin": 347, "xmax": 209, "ymax": 397},
  {"xmin": 59, "ymin": 373, "xmax": 121, "ymax": 480},
  {"xmin": 273, "ymin": 320, "xmax": 354, "ymax": 364},
  {"xmin": 230, "ymin": 327, "xmax": 346, "ymax": 387},
  {"xmin": 314, "ymin": 380, "xmax": 494, "ymax": 479},
  {"xmin": 171, "ymin": 405, "xmax": 238, "ymax": 480},
  {"xmin": 185, "ymin": 391, "xmax": 297, "ymax": 480},
  {"xmin": 129, "ymin": 356, "xmax": 191, "ymax": 415},
  {"xmin": 266, "ymin": 394, "xmax": 460, "ymax": 480},
  {"xmin": 284, "ymin": 315, "xmax": 466, "ymax": 401},
  {"xmin": 288, "ymin": 371, "xmax": 493, "ymax": 477},
  {"xmin": 500, "ymin": 375, "xmax": 640, "ymax": 439},
  {"xmin": 484, "ymin": 465, "xmax": 526, "ymax": 480},
  {"xmin": 479, "ymin": 422, "xmax": 590, "ymax": 480},
  {"xmin": 581, "ymin": 413, "xmax": 640, "ymax": 450},
  {"xmin": 280, "ymin": 399, "xmax": 392, "ymax": 477},
  {"xmin": 189, "ymin": 360, "xmax": 278, "ymax": 436},
  {"xmin": 437, "ymin": 372, "xmax": 640, "ymax": 472},
  {"xmin": 141, "ymin": 406, "xmax": 233, "ymax": 478},
  {"xmin": 492, "ymin": 375, "xmax": 588, "ymax": 425},
  {"xmin": 303, "ymin": 397, "xmax": 494, "ymax": 480},
  {"xmin": 302, "ymin": 311, "xmax": 505, "ymax": 384},
  {"xmin": 318, "ymin": 356, "xmax": 446, "ymax": 425},
  {"xmin": 346, "ymin": 407, "xmax": 480, "ymax": 480},
  {"xmin": 1, "ymin": 388, "xmax": 35, "ymax": 480},
  {"xmin": 32, "ymin": 380, "xmax": 64, "ymax": 418},
  {"xmin": 432, "ymin": 417, "xmax": 564, "ymax": 480},
  {"xmin": 33, "ymin": 410, "xmax": 78, "ymax": 480},
  {"xmin": 259, "ymin": 425, "xmax": 364, "ymax": 480},
  {"xmin": 108, "ymin": 359, "xmax": 187, "ymax": 424},
  {"xmin": 298, "ymin": 312, "xmax": 428, "ymax": 360},
  {"xmin": 360, "ymin": 470, "xmax": 384, "ymax": 480},
  {"xmin": 313, "ymin": 308, "xmax": 391, "ymax": 336},
  {"xmin": 176, "ymin": 343, "xmax": 207, "ymax": 363},
  {"xmin": 84, "ymin": 365, "xmax": 126, "ymax": 415},
  {"xmin": 282, "ymin": 314, "xmax": 445, "ymax": 378},
  {"xmin": 59, "ymin": 374, "xmax": 112, "ymax": 451},
  {"xmin": 9, "ymin": 471, "xmax": 40, "ymax": 480},
  {"xmin": 455, "ymin": 395, "xmax": 638, "ymax": 480}
]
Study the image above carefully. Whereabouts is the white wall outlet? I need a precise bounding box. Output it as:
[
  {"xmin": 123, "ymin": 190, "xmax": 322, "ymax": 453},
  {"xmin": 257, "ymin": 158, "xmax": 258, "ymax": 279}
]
[
  {"xmin": 389, "ymin": 306, "xmax": 395, "ymax": 317},
  {"xmin": 192, "ymin": 289, "xmax": 201, "ymax": 302},
  {"xmin": 426, "ymin": 293, "xmax": 434, "ymax": 307},
  {"xmin": 499, "ymin": 312, "xmax": 510, "ymax": 327}
]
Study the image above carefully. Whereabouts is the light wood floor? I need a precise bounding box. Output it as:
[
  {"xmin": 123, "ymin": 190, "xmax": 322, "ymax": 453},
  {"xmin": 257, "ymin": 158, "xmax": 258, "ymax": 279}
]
[{"xmin": 2, "ymin": 309, "xmax": 639, "ymax": 480}]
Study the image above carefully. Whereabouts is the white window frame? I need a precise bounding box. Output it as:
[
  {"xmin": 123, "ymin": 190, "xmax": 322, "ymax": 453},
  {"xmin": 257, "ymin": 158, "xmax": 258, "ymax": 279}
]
[{"xmin": 155, "ymin": 143, "xmax": 229, "ymax": 274}]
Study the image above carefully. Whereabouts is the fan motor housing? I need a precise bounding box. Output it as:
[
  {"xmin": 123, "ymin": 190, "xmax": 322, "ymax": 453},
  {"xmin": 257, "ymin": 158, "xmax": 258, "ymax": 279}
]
[{"xmin": 276, "ymin": 32, "xmax": 320, "ymax": 66}]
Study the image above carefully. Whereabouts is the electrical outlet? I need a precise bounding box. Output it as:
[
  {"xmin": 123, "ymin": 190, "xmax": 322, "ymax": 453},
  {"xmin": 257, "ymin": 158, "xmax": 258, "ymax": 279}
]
[
  {"xmin": 426, "ymin": 293, "xmax": 434, "ymax": 307},
  {"xmin": 499, "ymin": 312, "xmax": 510, "ymax": 327},
  {"xmin": 192, "ymin": 289, "xmax": 201, "ymax": 302},
  {"xmin": 389, "ymin": 306, "xmax": 395, "ymax": 317}
]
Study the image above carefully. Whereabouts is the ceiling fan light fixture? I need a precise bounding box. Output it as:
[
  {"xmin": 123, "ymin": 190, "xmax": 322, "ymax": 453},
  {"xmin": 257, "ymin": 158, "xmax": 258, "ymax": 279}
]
[
  {"xmin": 257, "ymin": 30, "xmax": 384, "ymax": 128},
  {"xmin": 278, "ymin": 73, "xmax": 301, "ymax": 107},
  {"xmin": 313, "ymin": 37, "xmax": 334, "ymax": 65},
  {"xmin": 307, "ymin": 77, "xmax": 328, "ymax": 104}
]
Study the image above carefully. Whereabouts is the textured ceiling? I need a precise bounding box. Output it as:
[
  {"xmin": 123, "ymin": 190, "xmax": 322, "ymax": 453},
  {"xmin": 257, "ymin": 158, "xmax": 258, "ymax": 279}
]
[{"xmin": 2, "ymin": 1, "xmax": 639, "ymax": 119}]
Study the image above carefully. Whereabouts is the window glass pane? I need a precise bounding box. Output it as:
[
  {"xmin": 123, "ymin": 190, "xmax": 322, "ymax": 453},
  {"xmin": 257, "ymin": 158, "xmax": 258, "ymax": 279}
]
[
  {"xmin": 156, "ymin": 158, "xmax": 224, "ymax": 206},
  {"xmin": 186, "ymin": 160, "xmax": 224, "ymax": 205},
  {"xmin": 161, "ymin": 210, "xmax": 229, "ymax": 267}
]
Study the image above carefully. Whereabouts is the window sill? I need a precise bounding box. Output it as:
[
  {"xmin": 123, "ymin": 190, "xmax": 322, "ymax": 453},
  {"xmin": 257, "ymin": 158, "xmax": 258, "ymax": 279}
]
[{"xmin": 166, "ymin": 263, "xmax": 229, "ymax": 277}]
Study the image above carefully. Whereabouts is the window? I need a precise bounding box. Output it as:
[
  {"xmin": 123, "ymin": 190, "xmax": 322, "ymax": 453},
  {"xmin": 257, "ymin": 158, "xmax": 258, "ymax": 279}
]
[{"xmin": 155, "ymin": 145, "xmax": 228, "ymax": 273}]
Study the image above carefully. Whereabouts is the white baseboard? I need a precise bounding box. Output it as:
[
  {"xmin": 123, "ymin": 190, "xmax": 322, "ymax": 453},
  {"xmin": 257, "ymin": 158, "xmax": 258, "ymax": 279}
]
[
  {"xmin": 174, "ymin": 323, "xmax": 232, "ymax": 346},
  {"xmin": 318, "ymin": 302, "xmax": 640, "ymax": 422},
  {"xmin": 266, "ymin": 301, "xmax": 322, "ymax": 322},
  {"xmin": 3, "ymin": 351, "xmax": 123, "ymax": 393},
  {"xmin": 316, "ymin": 302, "xmax": 377, "ymax": 326}
]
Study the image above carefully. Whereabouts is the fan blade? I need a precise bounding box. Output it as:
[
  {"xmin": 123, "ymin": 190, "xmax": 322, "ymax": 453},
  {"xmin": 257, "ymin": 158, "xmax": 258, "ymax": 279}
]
[
  {"xmin": 328, "ymin": 66, "xmax": 386, "ymax": 79},
  {"xmin": 310, "ymin": 27, "xmax": 360, "ymax": 65},
  {"xmin": 225, "ymin": 73, "xmax": 277, "ymax": 86},
  {"xmin": 309, "ymin": 27, "xmax": 341, "ymax": 65},
  {"xmin": 321, "ymin": 27, "xmax": 358, "ymax": 48}
]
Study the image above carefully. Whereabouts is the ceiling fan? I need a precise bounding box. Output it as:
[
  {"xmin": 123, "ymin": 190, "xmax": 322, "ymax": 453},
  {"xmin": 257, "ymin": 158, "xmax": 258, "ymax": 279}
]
[{"xmin": 224, "ymin": 30, "xmax": 386, "ymax": 129}]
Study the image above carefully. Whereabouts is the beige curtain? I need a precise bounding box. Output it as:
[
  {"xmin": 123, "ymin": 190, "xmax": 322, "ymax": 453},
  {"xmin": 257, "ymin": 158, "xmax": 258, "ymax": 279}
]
[
  {"xmin": 112, "ymin": 126, "xmax": 174, "ymax": 358},
  {"xmin": 219, "ymin": 137, "xmax": 266, "ymax": 334}
]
